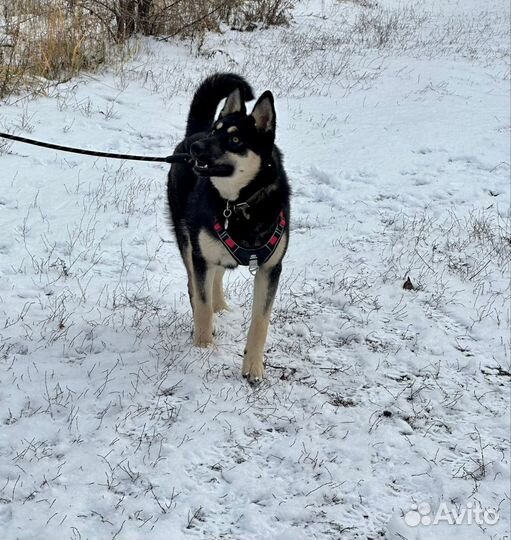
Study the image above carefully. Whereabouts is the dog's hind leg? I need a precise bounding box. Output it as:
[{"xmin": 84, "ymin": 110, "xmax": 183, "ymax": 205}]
[
  {"xmin": 191, "ymin": 254, "xmax": 215, "ymax": 347},
  {"xmin": 212, "ymin": 267, "xmax": 229, "ymax": 313},
  {"xmin": 242, "ymin": 262, "xmax": 282, "ymax": 383}
]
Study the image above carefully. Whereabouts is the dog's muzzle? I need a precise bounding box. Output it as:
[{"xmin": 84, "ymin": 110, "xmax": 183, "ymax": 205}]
[{"xmin": 190, "ymin": 140, "xmax": 233, "ymax": 177}]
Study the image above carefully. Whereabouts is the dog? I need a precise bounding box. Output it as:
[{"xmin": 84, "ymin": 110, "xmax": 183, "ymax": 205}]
[{"xmin": 167, "ymin": 73, "xmax": 290, "ymax": 383}]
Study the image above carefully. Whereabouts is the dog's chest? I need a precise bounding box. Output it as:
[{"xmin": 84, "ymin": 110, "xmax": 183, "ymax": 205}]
[{"xmin": 198, "ymin": 229, "xmax": 237, "ymax": 268}]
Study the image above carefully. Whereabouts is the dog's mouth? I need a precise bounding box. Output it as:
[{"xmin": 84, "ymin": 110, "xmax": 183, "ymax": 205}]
[{"xmin": 193, "ymin": 159, "xmax": 233, "ymax": 177}]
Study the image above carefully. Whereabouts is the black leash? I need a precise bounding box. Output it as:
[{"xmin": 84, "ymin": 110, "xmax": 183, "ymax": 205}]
[{"xmin": 0, "ymin": 131, "xmax": 191, "ymax": 164}]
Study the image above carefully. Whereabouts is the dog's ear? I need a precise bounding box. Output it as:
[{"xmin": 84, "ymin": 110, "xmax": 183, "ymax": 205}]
[
  {"xmin": 250, "ymin": 91, "xmax": 275, "ymax": 134},
  {"xmin": 220, "ymin": 88, "xmax": 245, "ymax": 117}
]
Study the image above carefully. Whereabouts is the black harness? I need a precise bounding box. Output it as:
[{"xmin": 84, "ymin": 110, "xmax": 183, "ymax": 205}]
[{"xmin": 213, "ymin": 210, "xmax": 287, "ymax": 274}]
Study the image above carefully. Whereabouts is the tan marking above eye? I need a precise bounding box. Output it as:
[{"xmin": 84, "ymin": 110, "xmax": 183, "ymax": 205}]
[
  {"xmin": 227, "ymin": 126, "xmax": 238, "ymax": 133},
  {"xmin": 216, "ymin": 122, "xmax": 223, "ymax": 130}
]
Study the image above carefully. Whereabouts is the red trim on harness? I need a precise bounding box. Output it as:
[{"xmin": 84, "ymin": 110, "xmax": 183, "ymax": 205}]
[{"xmin": 213, "ymin": 210, "xmax": 287, "ymax": 267}]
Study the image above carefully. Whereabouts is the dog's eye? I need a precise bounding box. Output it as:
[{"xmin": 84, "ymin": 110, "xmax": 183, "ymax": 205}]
[{"xmin": 231, "ymin": 135, "xmax": 241, "ymax": 144}]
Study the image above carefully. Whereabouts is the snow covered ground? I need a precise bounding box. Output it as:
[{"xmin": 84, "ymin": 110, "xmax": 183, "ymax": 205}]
[{"xmin": 0, "ymin": 0, "xmax": 509, "ymax": 538}]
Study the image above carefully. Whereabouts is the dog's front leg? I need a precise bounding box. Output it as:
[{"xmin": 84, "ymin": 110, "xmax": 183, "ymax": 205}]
[
  {"xmin": 212, "ymin": 267, "xmax": 229, "ymax": 313},
  {"xmin": 243, "ymin": 262, "xmax": 282, "ymax": 382},
  {"xmin": 191, "ymin": 254, "xmax": 215, "ymax": 347}
]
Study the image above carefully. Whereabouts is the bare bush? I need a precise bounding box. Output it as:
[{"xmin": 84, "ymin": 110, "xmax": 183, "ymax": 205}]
[
  {"xmin": 0, "ymin": 0, "xmax": 294, "ymax": 99},
  {"xmin": 0, "ymin": 1, "xmax": 113, "ymax": 98},
  {"xmin": 229, "ymin": 0, "xmax": 294, "ymax": 30}
]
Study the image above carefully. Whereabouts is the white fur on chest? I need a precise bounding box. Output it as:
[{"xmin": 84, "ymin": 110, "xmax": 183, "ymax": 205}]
[
  {"xmin": 198, "ymin": 229, "xmax": 238, "ymax": 267},
  {"xmin": 210, "ymin": 150, "xmax": 261, "ymax": 201}
]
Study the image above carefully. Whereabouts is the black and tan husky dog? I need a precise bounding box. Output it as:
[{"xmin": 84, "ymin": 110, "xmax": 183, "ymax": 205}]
[{"xmin": 167, "ymin": 73, "xmax": 290, "ymax": 382}]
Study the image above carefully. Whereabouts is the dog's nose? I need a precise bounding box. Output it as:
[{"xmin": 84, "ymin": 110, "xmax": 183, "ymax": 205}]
[{"xmin": 190, "ymin": 141, "xmax": 207, "ymax": 159}]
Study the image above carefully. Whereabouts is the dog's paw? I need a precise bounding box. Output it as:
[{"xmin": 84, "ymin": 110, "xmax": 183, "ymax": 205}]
[
  {"xmin": 242, "ymin": 354, "xmax": 265, "ymax": 384},
  {"xmin": 194, "ymin": 334, "xmax": 214, "ymax": 348}
]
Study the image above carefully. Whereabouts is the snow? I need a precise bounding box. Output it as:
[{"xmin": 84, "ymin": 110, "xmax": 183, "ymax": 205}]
[{"xmin": 0, "ymin": 0, "xmax": 509, "ymax": 539}]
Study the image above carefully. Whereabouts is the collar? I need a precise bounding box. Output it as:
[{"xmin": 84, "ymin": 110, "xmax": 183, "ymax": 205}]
[{"xmin": 222, "ymin": 183, "xmax": 277, "ymax": 227}]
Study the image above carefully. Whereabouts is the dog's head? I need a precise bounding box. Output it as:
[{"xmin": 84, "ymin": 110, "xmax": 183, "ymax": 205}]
[{"xmin": 190, "ymin": 89, "xmax": 276, "ymax": 192}]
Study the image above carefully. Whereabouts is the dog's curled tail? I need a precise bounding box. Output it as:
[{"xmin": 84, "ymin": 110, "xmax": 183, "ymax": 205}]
[{"xmin": 185, "ymin": 73, "xmax": 254, "ymax": 137}]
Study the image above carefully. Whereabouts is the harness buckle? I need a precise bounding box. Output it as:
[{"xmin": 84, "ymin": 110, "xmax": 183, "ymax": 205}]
[{"xmin": 248, "ymin": 255, "xmax": 259, "ymax": 275}]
